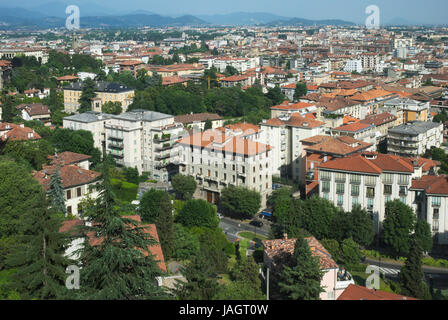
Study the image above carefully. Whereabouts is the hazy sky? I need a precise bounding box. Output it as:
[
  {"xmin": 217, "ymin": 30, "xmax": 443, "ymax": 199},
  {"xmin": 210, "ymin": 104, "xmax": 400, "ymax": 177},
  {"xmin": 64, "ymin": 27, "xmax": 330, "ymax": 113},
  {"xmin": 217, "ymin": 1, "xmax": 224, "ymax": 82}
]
[{"xmin": 2, "ymin": 0, "xmax": 448, "ymax": 25}]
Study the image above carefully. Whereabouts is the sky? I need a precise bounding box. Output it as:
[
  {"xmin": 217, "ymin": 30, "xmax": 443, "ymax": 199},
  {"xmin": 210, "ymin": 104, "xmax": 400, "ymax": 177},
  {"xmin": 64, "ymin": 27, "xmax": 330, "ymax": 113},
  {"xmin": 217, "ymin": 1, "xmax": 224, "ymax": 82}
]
[{"xmin": 2, "ymin": 0, "xmax": 448, "ymax": 25}]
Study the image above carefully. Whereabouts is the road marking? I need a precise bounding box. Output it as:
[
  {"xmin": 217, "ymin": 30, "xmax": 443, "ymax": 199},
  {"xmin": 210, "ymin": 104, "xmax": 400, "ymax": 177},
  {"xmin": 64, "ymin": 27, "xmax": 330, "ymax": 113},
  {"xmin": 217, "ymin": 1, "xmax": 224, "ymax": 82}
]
[{"xmin": 378, "ymin": 267, "xmax": 400, "ymax": 275}]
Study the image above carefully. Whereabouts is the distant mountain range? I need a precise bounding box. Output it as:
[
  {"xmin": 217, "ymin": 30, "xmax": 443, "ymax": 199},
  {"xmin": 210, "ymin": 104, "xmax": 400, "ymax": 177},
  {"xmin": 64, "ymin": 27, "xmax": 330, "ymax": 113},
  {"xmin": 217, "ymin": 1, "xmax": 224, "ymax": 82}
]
[{"xmin": 0, "ymin": 8, "xmax": 357, "ymax": 29}]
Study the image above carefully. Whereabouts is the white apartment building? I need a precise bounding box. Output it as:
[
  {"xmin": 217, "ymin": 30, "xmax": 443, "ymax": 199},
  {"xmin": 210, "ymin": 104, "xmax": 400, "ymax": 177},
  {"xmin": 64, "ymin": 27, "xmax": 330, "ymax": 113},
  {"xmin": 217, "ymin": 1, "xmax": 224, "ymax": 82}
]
[
  {"xmin": 63, "ymin": 111, "xmax": 113, "ymax": 151},
  {"xmin": 177, "ymin": 129, "xmax": 272, "ymax": 208},
  {"xmin": 360, "ymin": 53, "xmax": 380, "ymax": 72},
  {"xmin": 411, "ymin": 175, "xmax": 448, "ymax": 245},
  {"xmin": 209, "ymin": 57, "xmax": 258, "ymax": 73},
  {"xmin": 318, "ymin": 152, "xmax": 437, "ymax": 231},
  {"xmin": 259, "ymin": 113, "xmax": 325, "ymax": 184},
  {"xmin": 105, "ymin": 110, "xmax": 186, "ymax": 182},
  {"xmin": 344, "ymin": 59, "xmax": 363, "ymax": 74},
  {"xmin": 388, "ymin": 121, "xmax": 443, "ymax": 157}
]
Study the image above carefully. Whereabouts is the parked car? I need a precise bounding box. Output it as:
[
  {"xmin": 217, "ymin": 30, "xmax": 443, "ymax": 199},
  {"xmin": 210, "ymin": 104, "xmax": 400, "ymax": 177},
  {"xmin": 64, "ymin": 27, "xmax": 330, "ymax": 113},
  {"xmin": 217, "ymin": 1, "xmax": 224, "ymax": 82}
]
[{"xmin": 250, "ymin": 220, "xmax": 264, "ymax": 228}]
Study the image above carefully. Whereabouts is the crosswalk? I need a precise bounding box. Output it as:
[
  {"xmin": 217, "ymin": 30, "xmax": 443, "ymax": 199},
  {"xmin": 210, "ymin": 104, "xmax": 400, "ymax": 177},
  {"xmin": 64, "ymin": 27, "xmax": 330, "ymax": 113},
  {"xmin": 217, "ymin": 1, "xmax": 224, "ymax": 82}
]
[{"xmin": 377, "ymin": 266, "xmax": 400, "ymax": 276}]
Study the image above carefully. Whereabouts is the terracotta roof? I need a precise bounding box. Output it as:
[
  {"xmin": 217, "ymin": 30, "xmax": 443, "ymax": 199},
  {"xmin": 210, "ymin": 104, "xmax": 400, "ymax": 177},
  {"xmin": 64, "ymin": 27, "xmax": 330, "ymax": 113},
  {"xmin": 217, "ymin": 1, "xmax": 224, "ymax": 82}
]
[
  {"xmin": 271, "ymin": 101, "xmax": 315, "ymax": 111},
  {"xmin": 333, "ymin": 122, "xmax": 373, "ymax": 133},
  {"xmin": 48, "ymin": 151, "xmax": 92, "ymax": 167},
  {"xmin": 56, "ymin": 75, "xmax": 79, "ymax": 81},
  {"xmin": 224, "ymin": 122, "xmax": 260, "ymax": 135},
  {"xmin": 302, "ymin": 135, "xmax": 372, "ymax": 156},
  {"xmin": 360, "ymin": 112, "xmax": 397, "ymax": 126},
  {"xmin": 16, "ymin": 103, "xmax": 50, "ymax": 116},
  {"xmin": 162, "ymin": 76, "xmax": 188, "ymax": 86},
  {"xmin": 59, "ymin": 215, "xmax": 167, "ymax": 272},
  {"xmin": 220, "ymin": 74, "xmax": 250, "ymax": 82},
  {"xmin": 318, "ymin": 153, "xmax": 417, "ymax": 174},
  {"xmin": 177, "ymin": 129, "xmax": 272, "ymax": 156},
  {"xmin": 33, "ymin": 165, "xmax": 101, "ymax": 190},
  {"xmin": 0, "ymin": 123, "xmax": 41, "ymax": 141},
  {"xmin": 349, "ymin": 89, "xmax": 395, "ymax": 102},
  {"xmin": 411, "ymin": 175, "xmax": 448, "ymax": 195},
  {"xmin": 338, "ymin": 284, "xmax": 417, "ymax": 300},
  {"xmin": 118, "ymin": 60, "xmax": 143, "ymax": 66},
  {"xmin": 262, "ymin": 236, "xmax": 339, "ymax": 271}
]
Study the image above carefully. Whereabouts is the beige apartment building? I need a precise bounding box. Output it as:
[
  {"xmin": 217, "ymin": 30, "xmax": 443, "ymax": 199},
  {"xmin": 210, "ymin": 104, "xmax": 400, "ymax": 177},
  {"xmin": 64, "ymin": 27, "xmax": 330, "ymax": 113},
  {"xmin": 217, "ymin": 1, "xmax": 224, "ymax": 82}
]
[
  {"xmin": 63, "ymin": 81, "xmax": 135, "ymax": 114},
  {"xmin": 177, "ymin": 129, "xmax": 273, "ymax": 208}
]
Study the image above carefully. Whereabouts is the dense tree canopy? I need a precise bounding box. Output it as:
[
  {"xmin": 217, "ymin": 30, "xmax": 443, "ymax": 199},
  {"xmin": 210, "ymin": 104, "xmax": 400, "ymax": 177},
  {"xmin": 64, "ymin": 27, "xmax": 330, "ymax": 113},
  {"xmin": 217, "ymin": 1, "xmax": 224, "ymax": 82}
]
[
  {"xmin": 176, "ymin": 199, "xmax": 219, "ymax": 229},
  {"xmin": 220, "ymin": 186, "xmax": 261, "ymax": 220}
]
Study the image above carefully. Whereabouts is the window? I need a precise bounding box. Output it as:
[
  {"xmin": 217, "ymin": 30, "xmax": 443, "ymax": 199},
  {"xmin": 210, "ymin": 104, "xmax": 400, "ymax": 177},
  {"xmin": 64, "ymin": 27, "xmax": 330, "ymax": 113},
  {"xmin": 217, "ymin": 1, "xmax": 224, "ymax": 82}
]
[
  {"xmin": 337, "ymin": 195, "xmax": 343, "ymax": 206},
  {"xmin": 365, "ymin": 176, "xmax": 376, "ymax": 186},
  {"xmin": 321, "ymin": 181, "xmax": 330, "ymax": 193},
  {"xmin": 77, "ymin": 187, "xmax": 82, "ymax": 197},
  {"xmin": 323, "ymin": 193, "xmax": 329, "ymax": 200},
  {"xmin": 384, "ymin": 185, "xmax": 392, "ymax": 195},
  {"xmin": 350, "ymin": 174, "xmax": 361, "ymax": 184},
  {"xmin": 351, "ymin": 184, "xmax": 359, "ymax": 196},
  {"xmin": 67, "ymin": 206, "xmax": 72, "ymax": 214},
  {"xmin": 336, "ymin": 183, "xmax": 345, "ymax": 194},
  {"xmin": 66, "ymin": 190, "xmax": 72, "ymax": 200},
  {"xmin": 352, "ymin": 197, "xmax": 358, "ymax": 207},
  {"xmin": 367, "ymin": 198, "xmax": 374, "ymax": 210},
  {"xmin": 366, "ymin": 187, "xmax": 375, "ymax": 198},
  {"xmin": 321, "ymin": 171, "xmax": 331, "ymax": 181},
  {"xmin": 432, "ymin": 197, "xmax": 441, "ymax": 207},
  {"xmin": 433, "ymin": 209, "xmax": 439, "ymax": 232},
  {"xmin": 335, "ymin": 172, "xmax": 346, "ymax": 182},
  {"xmin": 399, "ymin": 186, "xmax": 407, "ymax": 196},
  {"xmin": 385, "ymin": 195, "xmax": 391, "ymax": 203},
  {"xmin": 382, "ymin": 173, "xmax": 393, "ymax": 184},
  {"xmin": 400, "ymin": 197, "xmax": 407, "ymax": 204},
  {"xmin": 398, "ymin": 174, "xmax": 409, "ymax": 185}
]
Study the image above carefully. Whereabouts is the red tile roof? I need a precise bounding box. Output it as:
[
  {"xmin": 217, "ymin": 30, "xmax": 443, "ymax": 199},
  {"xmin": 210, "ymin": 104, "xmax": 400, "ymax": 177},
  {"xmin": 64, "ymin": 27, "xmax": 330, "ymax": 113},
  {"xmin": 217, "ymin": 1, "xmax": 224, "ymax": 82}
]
[
  {"xmin": 177, "ymin": 129, "xmax": 272, "ymax": 156},
  {"xmin": 411, "ymin": 175, "xmax": 448, "ymax": 195},
  {"xmin": 333, "ymin": 122, "xmax": 373, "ymax": 133},
  {"xmin": 33, "ymin": 165, "xmax": 101, "ymax": 190},
  {"xmin": 338, "ymin": 284, "xmax": 417, "ymax": 300},
  {"xmin": 262, "ymin": 236, "xmax": 339, "ymax": 271},
  {"xmin": 48, "ymin": 152, "xmax": 92, "ymax": 167},
  {"xmin": 0, "ymin": 123, "xmax": 41, "ymax": 141}
]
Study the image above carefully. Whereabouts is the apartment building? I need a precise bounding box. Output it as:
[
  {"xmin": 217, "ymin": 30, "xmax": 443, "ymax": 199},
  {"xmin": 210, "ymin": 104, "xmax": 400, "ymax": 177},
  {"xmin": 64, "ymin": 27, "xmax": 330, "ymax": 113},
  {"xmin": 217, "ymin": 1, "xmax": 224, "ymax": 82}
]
[
  {"xmin": 360, "ymin": 53, "xmax": 380, "ymax": 72},
  {"xmin": 331, "ymin": 122, "xmax": 377, "ymax": 148},
  {"xmin": 63, "ymin": 81, "xmax": 135, "ymax": 114},
  {"xmin": 317, "ymin": 152, "xmax": 438, "ymax": 231},
  {"xmin": 63, "ymin": 111, "xmax": 114, "ymax": 151},
  {"xmin": 388, "ymin": 121, "xmax": 443, "ymax": 157},
  {"xmin": 177, "ymin": 129, "xmax": 272, "ymax": 207},
  {"xmin": 105, "ymin": 109, "xmax": 186, "ymax": 182},
  {"xmin": 411, "ymin": 175, "xmax": 448, "ymax": 245},
  {"xmin": 259, "ymin": 113, "xmax": 325, "ymax": 184},
  {"xmin": 174, "ymin": 113, "xmax": 223, "ymax": 131},
  {"xmin": 16, "ymin": 103, "xmax": 51, "ymax": 125},
  {"xmin": 383, "ymin": 98, "xmax": 430, "ymax": 123}
]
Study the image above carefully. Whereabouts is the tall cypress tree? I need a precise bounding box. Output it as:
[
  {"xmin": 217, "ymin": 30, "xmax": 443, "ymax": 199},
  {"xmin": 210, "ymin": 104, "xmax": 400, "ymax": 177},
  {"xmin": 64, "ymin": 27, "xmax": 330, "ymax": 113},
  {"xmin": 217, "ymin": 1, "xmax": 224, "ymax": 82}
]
[
  {"xmin": 78, "ymin": 78, "xmax": 96, "ymax": 113},
  {"xmin": 155, "ymin": 192, "xmax": 175, "ymax": 260},
  {"xmin": 76, "ymin": 162, "xmax": 167, "ymax": 300},
  {"xmin": 277, "ymin": 237, "xmax": 325, "ymax": 300},
  {"xmin": 399, "ymin": 236, "xmax": 431, "ymax": 300},
  {"xmin": 6, "ymin": 196, "xmax": 70, "ymax": 300},
  {"xmin": 47, "ymin": 168, "xmax": 67, "ymax": 216}
]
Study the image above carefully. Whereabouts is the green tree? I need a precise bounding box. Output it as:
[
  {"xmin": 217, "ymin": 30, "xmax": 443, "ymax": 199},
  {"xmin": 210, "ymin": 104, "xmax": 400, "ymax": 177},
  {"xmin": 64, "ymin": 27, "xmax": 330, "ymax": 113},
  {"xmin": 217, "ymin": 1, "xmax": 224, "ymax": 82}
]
[
  {"xmin": 5, "ymin": 201, "xmax": 70, "ymax": 299},
  {"xmin": 230, "ymin": 256, "xmax": 262, "ymax": 292},
  {"xmin": 220, "ymin": 186, "xmax": 261, "ymax": 220},
  {"xmin": 78, "ymin": 78, "xmax": 96, "ymax": 113},
  {"xmin": 399, "ymin": 236, "xmax": 432, "ymax": 300},
  {"xmin": 277, "ymin": 237, "xmax": 325, "ymax": 300},
  {"xmin": 346, "ymin": 205, "xmax": 375, "ymax": 247},
  {"xmin": 0, "ymin": 160, "xmax": 49, "ymax": 269},
  {"xmin": 224, "ymin": 65, "xmax": 238, "ymax": 76},
  {"xmin": 213, "ymin": 281, "xmax": 264, "ymax": 300},
  {"xmin": 204, "ymin": 119, "xmax": 212, "ymax": 130},
  {"xmin": 0, "ymin": 95, "xmax": 18, "ymax": 123},
  {"xmin": 293, "ymin": 82, "xmax": 307, "ymax": 101},
  {"xmin": 172, "ymin": 224, "xmax": 200, "ymax": 260},
  {"xmin": 298, "ymin": 197, "xmax": 339, "ymax": 240},
  {"xmin": 172, "ymin": 251, "xmax": 219, "ymax": 300},
  {"xmin": 320, "ymin": 239, "xmax": 341, "ymax": 263},
  {"xmin": 340, "ymin": 238, "xmax": 362, "ymax": 269},
  {"xmin": 47, "ymin": 168, "xmax": 67, "ymax": 216},
  {"xmin": 414, "ymin": 219, "xmax": 433, "ymax": 253},
  {"xmin": 75, "ymin": 162, "xmax": 167, "ymax": 299},
  {"xmin": 382, "ymin": 200, "xmax": 416, "ymax": 258},
  {"xmin": 176, "ymin": 199, "xmax": 219, "ymax": 229},
  {"xmin": 139, "ymin": 189, "xmax": 167, "ymax": 223},
  {"xmin": 101, "ymin": 101, "xmax": 122, "ymax": 115},
  {"xmin": 171, "ymin": 174, "xmax": 197, "ymax": 200},
  {"xmin": 265, "ymin": 85, "xmax": 285, "ymax": 106},
  {"xmin": 155, "ymin": 192, "xmax": 175, "ymax": 259}
]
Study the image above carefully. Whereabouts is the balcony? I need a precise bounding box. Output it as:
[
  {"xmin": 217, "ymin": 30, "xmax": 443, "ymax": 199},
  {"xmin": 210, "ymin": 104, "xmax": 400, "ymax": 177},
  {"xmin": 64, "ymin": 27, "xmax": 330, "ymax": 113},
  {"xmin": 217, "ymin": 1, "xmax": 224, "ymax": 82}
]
[
  {"xmin": 155, "ymin": 153, "xmax": 170, "ymax": 161},
  {"xmin": 335, "ymin": 271, "xmax": 355, "ymax": 291},
  {"xmin": 108, "ymin": 136, "xmax": 123, "ymax": 142},
  {"xmin": 108, "ymin": 141, "xmax": 124, "ymax": 149},
  {"xmin": 155, "ymin": 143, "xmax": 174, "ymax": 152}
]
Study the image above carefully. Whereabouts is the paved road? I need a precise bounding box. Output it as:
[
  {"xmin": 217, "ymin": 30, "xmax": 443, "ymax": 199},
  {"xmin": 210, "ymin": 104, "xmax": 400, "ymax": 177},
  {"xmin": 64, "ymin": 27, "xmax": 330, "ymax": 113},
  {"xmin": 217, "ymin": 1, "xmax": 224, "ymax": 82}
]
[
  {"xmin": 365, "ymin": 258, "xmax": 448, "ymax": 289},
  {"xmin": 219, "ymin": 216, "xmax": 271, "ymax": 241}
]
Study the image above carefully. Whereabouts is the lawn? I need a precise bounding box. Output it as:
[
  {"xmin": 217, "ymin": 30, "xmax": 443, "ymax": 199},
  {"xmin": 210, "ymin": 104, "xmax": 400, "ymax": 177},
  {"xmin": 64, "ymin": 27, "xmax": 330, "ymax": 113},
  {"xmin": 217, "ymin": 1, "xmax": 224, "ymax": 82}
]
[
  {"xmin": 111, "ymin": 178, "xmax": 138, "ymax": 203},
  {"xmin": 238, "ymin": 231, "xmax": 268, "ymax": 242},
  {"xmin": 351, "ymin": 267, "xmax": 395, "ymax": 293}
]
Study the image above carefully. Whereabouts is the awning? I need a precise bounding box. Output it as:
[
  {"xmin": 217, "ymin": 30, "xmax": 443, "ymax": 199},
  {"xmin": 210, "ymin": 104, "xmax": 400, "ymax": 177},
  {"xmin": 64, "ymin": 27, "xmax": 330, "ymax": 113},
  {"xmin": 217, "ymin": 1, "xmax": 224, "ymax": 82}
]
[{"xmin": 260, "ymin": 211, "xmax": 273, "ymax": 217}]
